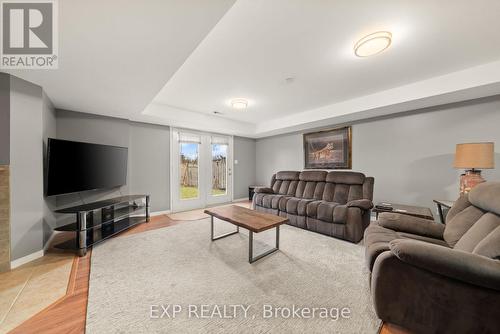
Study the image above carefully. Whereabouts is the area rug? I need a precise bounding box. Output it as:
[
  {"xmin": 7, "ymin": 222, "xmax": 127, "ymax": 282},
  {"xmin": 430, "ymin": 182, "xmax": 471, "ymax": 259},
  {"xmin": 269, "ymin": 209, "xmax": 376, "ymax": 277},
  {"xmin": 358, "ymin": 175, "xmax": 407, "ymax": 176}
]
[{"xmin": 86, "ymin": 219, "xmax": 380, "ymax": 333}]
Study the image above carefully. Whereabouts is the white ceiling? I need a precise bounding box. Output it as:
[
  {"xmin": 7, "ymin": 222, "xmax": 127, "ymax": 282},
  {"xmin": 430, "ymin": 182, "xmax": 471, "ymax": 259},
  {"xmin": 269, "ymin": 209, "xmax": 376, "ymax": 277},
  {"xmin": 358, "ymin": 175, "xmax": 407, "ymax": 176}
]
[
  {"xmin": 5, "ymin": 0, "xmax": 500, "ymax": 138},
  {"xmin": 4, "ymin": 0, "xmax": 236, "ymax": 119},
  {"xmin": 145, "ymin": 0, "xmax": 500, "ymax": 137}
]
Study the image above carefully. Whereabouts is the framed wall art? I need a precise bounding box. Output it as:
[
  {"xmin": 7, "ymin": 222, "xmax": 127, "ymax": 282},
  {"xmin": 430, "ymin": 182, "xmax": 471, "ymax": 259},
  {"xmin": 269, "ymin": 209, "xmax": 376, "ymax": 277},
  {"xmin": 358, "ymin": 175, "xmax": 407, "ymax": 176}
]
[{"xmin": 303, "ymin": 126, "xmax": 352, "ymax": 169}]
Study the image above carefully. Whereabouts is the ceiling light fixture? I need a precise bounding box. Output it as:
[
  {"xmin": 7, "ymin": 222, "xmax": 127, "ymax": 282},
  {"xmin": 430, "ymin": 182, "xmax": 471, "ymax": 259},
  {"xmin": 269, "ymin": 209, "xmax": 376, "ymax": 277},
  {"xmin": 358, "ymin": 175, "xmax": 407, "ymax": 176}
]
[
  {"xmin": 354, "ymin": 31, "xmax": 392, "ymax": 57},
  {"xmin": 230, "ymin": 98, "xmax": 248, "ymax": 110}
]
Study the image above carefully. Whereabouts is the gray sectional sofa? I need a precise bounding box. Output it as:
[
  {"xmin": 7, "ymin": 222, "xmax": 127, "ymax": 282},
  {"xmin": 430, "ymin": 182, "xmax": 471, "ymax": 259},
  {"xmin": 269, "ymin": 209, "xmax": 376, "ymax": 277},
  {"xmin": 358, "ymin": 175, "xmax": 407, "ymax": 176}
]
[
  {"xmin": 253, "ymin": 170, "xmax": 374, "ymax": 243},
  {"xmin": 364, "ymin": 181, "xmax": 500, "ymax": 334}
]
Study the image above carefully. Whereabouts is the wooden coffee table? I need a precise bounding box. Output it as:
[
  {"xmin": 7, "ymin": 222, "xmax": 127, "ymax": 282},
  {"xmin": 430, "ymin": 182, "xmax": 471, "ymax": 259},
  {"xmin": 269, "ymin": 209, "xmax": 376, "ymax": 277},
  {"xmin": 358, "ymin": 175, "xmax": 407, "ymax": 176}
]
[{"xmin": 204, "ymin": 205, "xmax": 288, "ymax": 263}]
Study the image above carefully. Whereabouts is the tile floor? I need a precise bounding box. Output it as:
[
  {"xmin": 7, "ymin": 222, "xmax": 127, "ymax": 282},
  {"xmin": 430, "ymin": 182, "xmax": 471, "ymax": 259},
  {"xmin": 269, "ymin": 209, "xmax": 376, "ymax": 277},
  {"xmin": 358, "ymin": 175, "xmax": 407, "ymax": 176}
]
[{"xmin": 0, "ymin": 251, "xmax": 73, "ymax": 333}]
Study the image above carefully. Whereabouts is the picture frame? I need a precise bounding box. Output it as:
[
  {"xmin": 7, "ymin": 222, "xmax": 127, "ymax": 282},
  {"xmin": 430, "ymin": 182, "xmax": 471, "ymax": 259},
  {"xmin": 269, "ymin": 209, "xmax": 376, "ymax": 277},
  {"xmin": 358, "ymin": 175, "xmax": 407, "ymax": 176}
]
[{"xmin": 303, "ymin": 126, "xmax": 352, "ymax": 169}]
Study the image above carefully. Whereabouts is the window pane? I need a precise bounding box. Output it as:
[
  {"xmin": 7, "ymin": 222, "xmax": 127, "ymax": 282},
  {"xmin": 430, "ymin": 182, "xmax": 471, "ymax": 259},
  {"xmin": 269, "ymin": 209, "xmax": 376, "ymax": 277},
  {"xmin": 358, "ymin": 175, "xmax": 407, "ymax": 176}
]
[
  {"xmin": 180, "ymin": 143, "xmax": 199, "ymax": 199},
  {"xmin": 211, "ymin": 144, "xmax": 227, "ymax": 196}
]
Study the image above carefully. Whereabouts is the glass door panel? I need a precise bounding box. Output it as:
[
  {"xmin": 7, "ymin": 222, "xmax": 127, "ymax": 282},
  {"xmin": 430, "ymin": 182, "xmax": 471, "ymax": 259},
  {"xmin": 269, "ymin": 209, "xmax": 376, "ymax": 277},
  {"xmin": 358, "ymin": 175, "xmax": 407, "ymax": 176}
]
[
  {"xmin": 171, "ymin": 129, "xmax": 233, "ymax": 212},
  {"xmin": 180, "ymin": 143, "xmax": 199, "ymax": 199},
  {"xmin": 211, "ymin": 144, "xmax": 228, "ymax": 196}
]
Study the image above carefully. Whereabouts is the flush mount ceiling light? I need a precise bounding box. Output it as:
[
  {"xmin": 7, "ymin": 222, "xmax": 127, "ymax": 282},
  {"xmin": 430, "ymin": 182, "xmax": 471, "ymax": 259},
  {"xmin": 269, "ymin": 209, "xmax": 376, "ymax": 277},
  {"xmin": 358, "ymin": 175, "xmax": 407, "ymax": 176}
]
[
  {"xmin": 354, "ymin": 31, "xmax": 392, "ymax": 57},
  {"xmin": 230, "ymin": 98, "xmax": 248, "ymax": 110}
]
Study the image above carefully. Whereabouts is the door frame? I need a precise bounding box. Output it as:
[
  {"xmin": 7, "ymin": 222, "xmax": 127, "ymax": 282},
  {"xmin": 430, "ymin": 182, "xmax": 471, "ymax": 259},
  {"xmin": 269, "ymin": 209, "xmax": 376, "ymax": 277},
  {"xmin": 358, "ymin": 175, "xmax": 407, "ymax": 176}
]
[{"xmin": 169, "ymin": 128, "xmax": 234, "ymax": 213}]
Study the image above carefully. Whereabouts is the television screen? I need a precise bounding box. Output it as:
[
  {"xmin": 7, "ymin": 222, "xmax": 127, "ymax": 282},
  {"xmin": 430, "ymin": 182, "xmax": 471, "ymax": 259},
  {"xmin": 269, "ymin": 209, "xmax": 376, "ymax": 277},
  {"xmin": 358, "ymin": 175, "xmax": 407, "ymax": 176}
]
[{"xmin": 46, "ymin": 138, "xmax": 128, "ymax": 196}]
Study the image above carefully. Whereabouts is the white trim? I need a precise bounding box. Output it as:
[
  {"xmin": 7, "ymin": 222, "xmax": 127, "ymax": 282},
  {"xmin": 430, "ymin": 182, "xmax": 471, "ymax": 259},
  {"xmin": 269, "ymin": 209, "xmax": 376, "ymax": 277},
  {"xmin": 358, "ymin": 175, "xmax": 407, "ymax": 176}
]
[
  {"xmin": 230, "ymin": 136, "xmax": 234, "ymax": 202},
  {"xmin": 232, "ymin": 197, "xmax": 249, "ymax": 202},
  {"xmin": 11, "ymin": 250, "xmax": 44, "ymax": 269},
  {"xmin": 169, "ymin": 127, "xmax": 174, "ymax": 213},
  {"xmin": 141, "ymin": 60, "xmax": 500, "ymax": 138},
  {"xmin": 170, "ymin": 128, "xmax": 234, "ymax": 212},
  {"xmin": 151, "ymin": 210, "xmax": 171, "ymax": 216}
]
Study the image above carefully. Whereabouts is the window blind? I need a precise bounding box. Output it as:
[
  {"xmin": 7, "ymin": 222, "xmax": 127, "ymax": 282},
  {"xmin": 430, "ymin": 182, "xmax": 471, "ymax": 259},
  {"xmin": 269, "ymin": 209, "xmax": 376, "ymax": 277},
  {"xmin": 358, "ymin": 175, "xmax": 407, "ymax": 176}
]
[
  {"xmin": 178, "ymin": 132, "xmax": 201, "ymax": 143},
  {"xmin": 211, "ymin": 136, "xmax": 229, "ymax": 145}
]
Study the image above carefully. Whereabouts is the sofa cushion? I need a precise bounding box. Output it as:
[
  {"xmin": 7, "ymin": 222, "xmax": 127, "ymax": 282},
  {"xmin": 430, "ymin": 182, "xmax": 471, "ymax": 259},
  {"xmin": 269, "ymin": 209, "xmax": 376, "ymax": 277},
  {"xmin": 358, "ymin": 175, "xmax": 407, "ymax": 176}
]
[
  {"xmin": 295, "ymin": 181, "xmax": 325, "ymax": 199},
  {"xmin": 259, "ymin": 194, "xmax": 289, "ymax": 209},
  {"xmin": 253, "ymin": 192, "xmax": 266, "ymax": 207},
  {"xmin": 305, "ymin": 200, "xmax": 324, "ymax": 218},
  {"xmin": 364, "ymin": 224, "xmax": 397, "ymax": 270},
  {"xmin": 347, "ymin": 185, "xmax": 364, "ymax": 202},
  {"xmin": 285, "ymin": 197, "xmax": 315, "ymax": 215},
  {"xmin": 469, "ymin": 181, "xmax": 500, "ymax": 216},
  {"xmin": 473, "ymin": 225, "xmax": 500, "ymax": 259},
  {"xmin": 364, "ymin": 224, "xmax": 449, "ymax": 271},
  {"xmin": 332, "ymin": 184, "xmax": 350, "ymax": 204},
  {"xmin": 348, "ymin": 199, "xmax": 374, "ymax": 210},
  {"xmin": 279, "ymin": 180, "xmax": 298, "ymax": 195},
  {"xmin": 317, "ymin": 202, "xmax": 337, "ymax": 222},
  {"xmin": 317, "ymin": 202, "xmax": 345, "ymax": 223},
  {"xmin": 326, "ymin": 171, "xmax": 365, "ymax": 184},
  {"xmin": 444, "ymin": 205, "xmax": 485, "ymax": 247},
  {"xmin": 363, "ymin": 177, "xmax": 375, "ymax": 201},
  {"xmin": 276, "ymin": 171, "xmax": 300, "ymax": 181},
  {"xmin": 299, "ymin": 170, "xmax": 327, "ymax": 182},
  {"xmin": 253, "ymin": 187, "xmax": 273, "ymax": 194},
  {"xmin": 454, "ymin": 213, "xmax": 500, "ymax": 252},
  {"xmin": 446, "ymin": 193, "xmax": 472, "ymax": 223}
]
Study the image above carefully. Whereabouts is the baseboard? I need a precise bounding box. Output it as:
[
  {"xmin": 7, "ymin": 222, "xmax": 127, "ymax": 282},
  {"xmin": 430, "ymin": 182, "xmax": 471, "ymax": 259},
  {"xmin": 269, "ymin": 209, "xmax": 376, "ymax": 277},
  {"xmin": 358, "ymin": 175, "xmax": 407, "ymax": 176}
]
[
  {"xmin": 151, "ymin": 210, "xmax": 171, "ymax": 216},
  {"xmin": 232, "ymin": 197, "xmax": 249, "ymax": 202},
  {"xmin": 11, "ymin": 249, "xmax": 45, "ymax": 269}
]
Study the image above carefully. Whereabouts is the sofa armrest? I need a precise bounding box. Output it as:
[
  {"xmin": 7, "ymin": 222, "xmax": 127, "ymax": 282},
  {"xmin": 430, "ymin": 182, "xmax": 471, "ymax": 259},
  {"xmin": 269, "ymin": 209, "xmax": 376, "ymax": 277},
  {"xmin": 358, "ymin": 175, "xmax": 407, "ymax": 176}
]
[
  {"xmin": 347, "ymin": 199, "xmax": 373, "ymax": 210},
  {"xmin": 389, "ymin": 239, "xmax": 500, "ymax": 291},
  {"xmin": 253, "ymin": 187, "xmax": 274, "ymax": 194},
  {"xmin": 378, "ymin": 212, "xmax": 444, "ymax": 239}
]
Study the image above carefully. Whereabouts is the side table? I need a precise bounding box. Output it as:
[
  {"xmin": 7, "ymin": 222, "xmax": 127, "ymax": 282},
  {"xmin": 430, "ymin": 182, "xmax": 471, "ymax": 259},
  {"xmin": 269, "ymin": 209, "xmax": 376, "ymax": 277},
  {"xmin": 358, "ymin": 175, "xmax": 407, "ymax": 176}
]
[
  {"xmin": 433, "ymin": 199, "xmax": 455, "ymax": 224},
  {"xmin": 373, "ymin": 203, "xmax": 434, "ymax": 220},
  {"xmin": 248, "ymin": 185, "xmax": 266, "ymax": 201}
]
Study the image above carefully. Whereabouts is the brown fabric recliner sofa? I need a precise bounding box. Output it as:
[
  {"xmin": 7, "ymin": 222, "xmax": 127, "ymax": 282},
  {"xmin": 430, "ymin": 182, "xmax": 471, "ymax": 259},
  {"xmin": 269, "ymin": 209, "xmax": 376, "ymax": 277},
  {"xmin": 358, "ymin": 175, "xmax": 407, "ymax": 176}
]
[
  {"xmin": 253, "ymin": 170, "xmax": 374, "ymax": 243},
  {"xmin": 364, "ymin": 181, "xmax": 500, "ymax": 334}
]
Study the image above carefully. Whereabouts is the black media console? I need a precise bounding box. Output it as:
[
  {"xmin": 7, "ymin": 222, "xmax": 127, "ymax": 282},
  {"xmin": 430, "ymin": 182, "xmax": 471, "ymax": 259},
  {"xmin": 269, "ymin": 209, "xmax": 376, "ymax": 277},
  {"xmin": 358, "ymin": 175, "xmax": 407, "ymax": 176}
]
[{"xmin": 54, "ymin": 195, "xmax": 150, "ymax": 256}]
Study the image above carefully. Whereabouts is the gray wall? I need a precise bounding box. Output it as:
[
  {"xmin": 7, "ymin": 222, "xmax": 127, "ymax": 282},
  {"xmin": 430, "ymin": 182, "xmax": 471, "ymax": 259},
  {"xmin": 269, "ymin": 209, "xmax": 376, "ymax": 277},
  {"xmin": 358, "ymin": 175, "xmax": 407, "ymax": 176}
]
[
  {"xmin": 42, "ymin": 92, "xmax": 57, "ymax": 246},
  {"xmin": 233, "ymin": 136, "xmax": 256, "ymax": 199},
  {"xmin": 55, "ymin": 110, "xmax": 132, "ymax": 223},
  {"xmin": 0, "ymin": 73, "xmax": 9, "ymax": 165},
  {"xmin": 128, "ymin": 122, "xmax": 170, "ymax": 212},
  {"xmin": 54, "ymin": 111, "xmax": 257, "ymax": 212},
  {"xmin": 256, "ymin": 96, "xmax": 500, "ymax": 211},
  {"xmin": 54, "ymin": 110, "xmax": 170, "ymax": 214},
  {"xmin": 9, "ymin": 76, "xmax": 45, "ymax": 260}
]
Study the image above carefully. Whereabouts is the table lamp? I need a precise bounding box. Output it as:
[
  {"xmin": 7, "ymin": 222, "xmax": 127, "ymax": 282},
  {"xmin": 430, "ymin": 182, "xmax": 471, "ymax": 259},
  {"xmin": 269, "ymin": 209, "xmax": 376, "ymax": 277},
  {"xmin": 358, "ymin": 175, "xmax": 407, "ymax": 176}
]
[{"xmin": 454, "ymin": 142, "xmax": 494, "ymax": 194}]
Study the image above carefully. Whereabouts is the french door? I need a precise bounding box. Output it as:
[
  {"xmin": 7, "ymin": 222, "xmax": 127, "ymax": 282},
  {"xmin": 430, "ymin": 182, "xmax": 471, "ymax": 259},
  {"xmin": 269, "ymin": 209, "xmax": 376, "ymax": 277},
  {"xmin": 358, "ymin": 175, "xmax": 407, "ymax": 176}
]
[{"xmin": 171, "ymin": 129, "xmax": 233, "ymax": 212}]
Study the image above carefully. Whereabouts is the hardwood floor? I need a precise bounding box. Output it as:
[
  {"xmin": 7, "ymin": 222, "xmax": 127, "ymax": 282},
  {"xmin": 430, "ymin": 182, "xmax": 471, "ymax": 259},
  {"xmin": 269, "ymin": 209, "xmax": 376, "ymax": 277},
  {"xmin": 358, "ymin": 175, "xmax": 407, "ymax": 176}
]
[{"xmin": 8, "ymin": 211, "xmax": 411, "ymax": 334}]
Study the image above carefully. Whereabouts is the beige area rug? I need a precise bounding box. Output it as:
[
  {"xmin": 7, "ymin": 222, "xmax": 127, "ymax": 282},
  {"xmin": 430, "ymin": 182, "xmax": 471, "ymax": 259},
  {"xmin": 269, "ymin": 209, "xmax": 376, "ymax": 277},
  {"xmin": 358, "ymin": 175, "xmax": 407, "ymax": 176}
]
[{"xmin": 86, "ymin": 219, "xmax": 380, "ymax": 333}]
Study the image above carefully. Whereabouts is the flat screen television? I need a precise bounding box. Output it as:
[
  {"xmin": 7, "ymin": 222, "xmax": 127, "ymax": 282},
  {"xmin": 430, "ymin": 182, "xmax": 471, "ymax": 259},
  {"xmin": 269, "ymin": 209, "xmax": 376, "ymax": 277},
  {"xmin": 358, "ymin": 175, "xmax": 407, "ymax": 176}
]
[{"xmin": 46, "ymin": 138, "xmax": 128, "ymax": 196}]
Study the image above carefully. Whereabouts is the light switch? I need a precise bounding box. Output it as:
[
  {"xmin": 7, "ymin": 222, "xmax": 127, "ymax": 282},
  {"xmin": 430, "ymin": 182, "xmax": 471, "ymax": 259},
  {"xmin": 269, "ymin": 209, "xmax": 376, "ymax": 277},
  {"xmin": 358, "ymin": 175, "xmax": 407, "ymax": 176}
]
[{"xmin": 234, "ymin": 160, "xmax": 239, "ymax": 164}]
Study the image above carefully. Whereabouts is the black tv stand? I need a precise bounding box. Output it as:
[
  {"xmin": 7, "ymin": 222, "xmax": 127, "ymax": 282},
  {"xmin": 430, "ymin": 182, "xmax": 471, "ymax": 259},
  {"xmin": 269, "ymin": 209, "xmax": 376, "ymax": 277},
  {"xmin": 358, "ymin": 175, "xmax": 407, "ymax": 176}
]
[{"xmin": 54, "ymin": 195, "xmax": 150, "ymax": 256}]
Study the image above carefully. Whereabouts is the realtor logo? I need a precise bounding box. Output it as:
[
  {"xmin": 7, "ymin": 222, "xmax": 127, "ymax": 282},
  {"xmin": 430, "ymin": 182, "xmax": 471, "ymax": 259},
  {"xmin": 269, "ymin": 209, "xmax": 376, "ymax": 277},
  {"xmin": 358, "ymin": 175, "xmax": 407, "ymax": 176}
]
[{"xmin": 1, "ymin": 0, "xmax": 58, "ymax": 69}]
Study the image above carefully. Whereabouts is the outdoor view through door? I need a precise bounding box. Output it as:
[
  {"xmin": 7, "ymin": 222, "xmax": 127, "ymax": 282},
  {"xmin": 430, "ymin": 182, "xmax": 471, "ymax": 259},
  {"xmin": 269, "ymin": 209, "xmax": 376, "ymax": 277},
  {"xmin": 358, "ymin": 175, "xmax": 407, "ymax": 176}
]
[
  {"xmin": 180, "ymin": 142, "xmax": 199, "ymax": 199},
  {"xmin": 172, "ymin": 130, "xmax": 233, "ymax": 212},
  {"xmin": 179, "ymin": 142, "xmax": 227, "ymax": 199},
  {"xmin": 211, "ymin": 142, "xmax": 228, "ymax": 196}
]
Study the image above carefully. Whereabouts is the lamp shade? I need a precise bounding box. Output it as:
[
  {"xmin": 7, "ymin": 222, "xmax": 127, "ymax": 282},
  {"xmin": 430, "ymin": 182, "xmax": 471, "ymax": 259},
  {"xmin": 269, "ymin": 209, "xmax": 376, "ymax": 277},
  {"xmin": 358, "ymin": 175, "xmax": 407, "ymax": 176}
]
[{"xmin": 454, "ymin": 142, "xmax": 495, "ymax": 169}]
